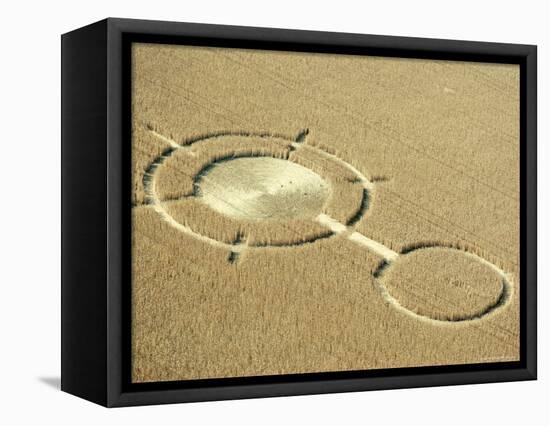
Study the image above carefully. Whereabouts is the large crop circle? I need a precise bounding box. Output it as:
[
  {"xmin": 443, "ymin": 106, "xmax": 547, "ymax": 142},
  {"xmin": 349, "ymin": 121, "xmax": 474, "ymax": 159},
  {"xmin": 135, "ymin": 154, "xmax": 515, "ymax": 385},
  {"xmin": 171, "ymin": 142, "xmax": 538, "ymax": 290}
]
[{"xmin": 145, "ymin": 132, "xmax": 372, "ymax": 249}]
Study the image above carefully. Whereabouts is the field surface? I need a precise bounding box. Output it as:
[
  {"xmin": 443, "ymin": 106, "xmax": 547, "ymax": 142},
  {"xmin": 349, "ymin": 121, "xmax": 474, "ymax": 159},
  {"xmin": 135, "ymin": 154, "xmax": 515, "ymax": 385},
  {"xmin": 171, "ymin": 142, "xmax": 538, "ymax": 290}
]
[{"xmin": 131, "ymin": 43, "xmax": 520, "ymax": 383}]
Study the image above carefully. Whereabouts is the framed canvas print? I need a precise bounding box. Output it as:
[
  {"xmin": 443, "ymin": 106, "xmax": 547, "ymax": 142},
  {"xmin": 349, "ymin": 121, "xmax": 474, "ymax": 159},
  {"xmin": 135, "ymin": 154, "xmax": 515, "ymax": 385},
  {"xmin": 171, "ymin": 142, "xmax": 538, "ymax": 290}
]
[{"xmin": 61, "ymin": 18, "xmax": 537, "ymax": 407}]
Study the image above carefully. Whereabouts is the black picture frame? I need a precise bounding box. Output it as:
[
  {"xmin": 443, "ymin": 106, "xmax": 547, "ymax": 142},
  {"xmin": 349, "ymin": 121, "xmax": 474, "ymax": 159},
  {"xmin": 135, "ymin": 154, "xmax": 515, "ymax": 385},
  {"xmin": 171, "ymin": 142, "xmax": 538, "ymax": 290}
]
[{"xmin": 61, "ymin": 17, "xmax": 537, "ymax": 407}]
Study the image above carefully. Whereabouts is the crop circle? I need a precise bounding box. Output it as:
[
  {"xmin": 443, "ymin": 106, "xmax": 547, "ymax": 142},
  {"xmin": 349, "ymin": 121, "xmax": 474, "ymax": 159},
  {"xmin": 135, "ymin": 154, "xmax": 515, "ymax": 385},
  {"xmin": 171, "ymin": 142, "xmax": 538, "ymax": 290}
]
[
  {"xmin": 375, "ymin": 246, "xmax": 512, "ymax": 322},
  {"xmin": 145, "ymin": 132, "xmax": 372, "ymax": 249}
]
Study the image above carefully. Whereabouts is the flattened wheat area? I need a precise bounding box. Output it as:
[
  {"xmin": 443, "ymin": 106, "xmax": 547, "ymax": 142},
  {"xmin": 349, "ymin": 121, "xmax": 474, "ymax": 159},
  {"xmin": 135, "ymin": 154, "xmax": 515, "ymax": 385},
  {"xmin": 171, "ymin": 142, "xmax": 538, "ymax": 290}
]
[{"xmin": 130, "ymin": 42, "xmax": 520, "ymax": 383}]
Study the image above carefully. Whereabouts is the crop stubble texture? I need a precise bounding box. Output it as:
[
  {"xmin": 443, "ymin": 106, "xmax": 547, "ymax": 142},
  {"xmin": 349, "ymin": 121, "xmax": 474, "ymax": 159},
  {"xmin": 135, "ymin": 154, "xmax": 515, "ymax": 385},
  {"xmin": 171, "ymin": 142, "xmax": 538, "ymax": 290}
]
[{"xmin": 131, "ymin": 43, "xmax": 520, "ymax": 382}]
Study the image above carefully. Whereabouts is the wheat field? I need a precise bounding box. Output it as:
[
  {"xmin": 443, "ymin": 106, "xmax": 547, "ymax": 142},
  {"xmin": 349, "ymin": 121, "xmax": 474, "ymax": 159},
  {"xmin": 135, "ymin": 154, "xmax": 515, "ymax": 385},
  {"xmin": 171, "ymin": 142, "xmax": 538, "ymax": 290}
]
[{"xmin": 131, "ymin": 42, "xmax": 520, "ymax": 383}]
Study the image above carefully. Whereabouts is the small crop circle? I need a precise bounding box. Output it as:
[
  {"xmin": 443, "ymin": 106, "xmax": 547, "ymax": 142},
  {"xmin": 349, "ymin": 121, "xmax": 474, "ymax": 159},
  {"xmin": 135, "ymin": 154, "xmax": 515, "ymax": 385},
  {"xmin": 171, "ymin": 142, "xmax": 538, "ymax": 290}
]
[{"xmin": 375, "ymin": 247, "xmax": 511, "ymax": 322}]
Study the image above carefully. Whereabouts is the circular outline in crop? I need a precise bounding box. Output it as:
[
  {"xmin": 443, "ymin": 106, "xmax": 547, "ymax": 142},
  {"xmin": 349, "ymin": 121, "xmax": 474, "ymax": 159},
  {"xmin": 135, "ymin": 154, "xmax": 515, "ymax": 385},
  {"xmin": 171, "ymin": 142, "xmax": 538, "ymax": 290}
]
[
  {"xmin": 373, "ymin": 244, "xmax": 513, "ymax": 324},
  {"xmin": 141, "ymin": 128, "xmax": 514, "ymax": 324},
  {"xmin": 143, "ymin": 130, "xmax": 375, "ymax": 253}
]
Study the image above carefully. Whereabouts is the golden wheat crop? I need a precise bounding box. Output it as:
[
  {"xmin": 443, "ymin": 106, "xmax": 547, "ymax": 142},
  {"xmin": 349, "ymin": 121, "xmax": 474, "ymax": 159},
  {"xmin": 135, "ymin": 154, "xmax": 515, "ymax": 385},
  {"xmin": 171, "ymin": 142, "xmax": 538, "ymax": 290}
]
[{"xmin": 131, "ymin": 42, "xmax": 520, "ymax": 383}]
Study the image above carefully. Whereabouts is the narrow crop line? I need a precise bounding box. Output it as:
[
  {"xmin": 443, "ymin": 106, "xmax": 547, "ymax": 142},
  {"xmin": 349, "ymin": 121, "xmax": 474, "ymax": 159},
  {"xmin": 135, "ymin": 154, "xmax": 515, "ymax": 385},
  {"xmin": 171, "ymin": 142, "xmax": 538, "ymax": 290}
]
[
  {"xmin": 348, "ymin": 231, "xmax": 399, "ymax": 261},
  {"xmin": 148, "ymin": 129, "xmax": 196, "ymax": 156},
  {"xmin": 316, "ymin": 214, "xmax": 399, "ymax": 261},
  {"xmin": 304, "ymin": 144, "xmax": 375, "ymax": 191}
]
